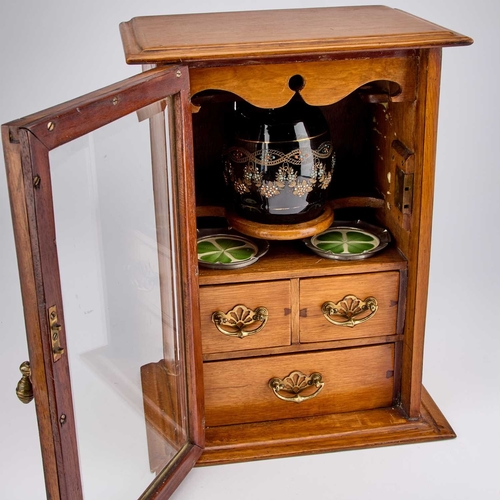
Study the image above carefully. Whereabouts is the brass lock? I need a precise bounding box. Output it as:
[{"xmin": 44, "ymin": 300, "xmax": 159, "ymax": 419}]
[
  {"xmin": 16, "ymin": 361, "xmax": 33, "ymax": 404},
  {"xmin": 49, "ymin": 305, "xmax": 65, "ymax": 362}
]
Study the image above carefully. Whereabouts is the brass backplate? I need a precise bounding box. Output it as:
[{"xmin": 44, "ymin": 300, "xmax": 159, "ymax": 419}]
[
  {"xmin": 395, "ymin": 167, "xmax": 414, "ymax": 215},
  {"xmin": 48, "ymin": 305, "xmax": 65, "ymax": 362}
]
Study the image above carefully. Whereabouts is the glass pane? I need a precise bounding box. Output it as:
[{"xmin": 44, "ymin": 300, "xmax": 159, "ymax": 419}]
[{"xmin": 49, "ymin": 98, "xmax": 188, "ymax": 499}]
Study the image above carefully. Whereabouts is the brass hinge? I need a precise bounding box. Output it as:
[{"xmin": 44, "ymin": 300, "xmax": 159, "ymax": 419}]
[{"xmin": 48, "ymin": 305, "xmax": 65, "ymax": 362}]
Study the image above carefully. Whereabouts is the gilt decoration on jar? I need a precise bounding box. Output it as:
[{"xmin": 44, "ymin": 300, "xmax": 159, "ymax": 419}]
[{"xmin": 224, "ymin": 97, "xmax": 335, "ymax": 226}]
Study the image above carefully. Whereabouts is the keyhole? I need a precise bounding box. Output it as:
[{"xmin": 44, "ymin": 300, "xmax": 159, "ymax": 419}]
[{"xmin": 288, "ymin": 74, "xmax": 305, "ymax": 92}]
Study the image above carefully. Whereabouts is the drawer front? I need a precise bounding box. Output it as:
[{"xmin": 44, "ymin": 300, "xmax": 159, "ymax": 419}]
[
  {"xmin": 299, "ymin": 272, "xmax": 400, "ymax": 343},
  {"xmin": 204, "ymin": 344, "xmax": 395, "ymax": 426},
  {"xmin": 199, "ymin": 281, "xmax": 291, "ymax": 354}
]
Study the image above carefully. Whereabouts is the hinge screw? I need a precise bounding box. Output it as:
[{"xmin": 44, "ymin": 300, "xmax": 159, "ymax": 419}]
[
  {"xmin": 59, "ymin": 414, "xmax": 67, "ymax": 425},
  {"xmin": 112, "ymin": 96, "xmax": 119, "ymax": 105},
  {"xmin": 176, "ymin": 70, "xmax": 182, "ymax": 78},
  {"xmin": 33, "ymin": 175, "xmax": 41, "ymax": 189},
  {"xmin": 47, "ymin": 121, "xmax": 55, "ymax": 132}
]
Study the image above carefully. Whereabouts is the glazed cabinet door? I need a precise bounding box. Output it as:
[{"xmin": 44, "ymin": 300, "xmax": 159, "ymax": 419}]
[{"xmin": 2, "ymin": 66, "xmax": 203, "ymax": 499}]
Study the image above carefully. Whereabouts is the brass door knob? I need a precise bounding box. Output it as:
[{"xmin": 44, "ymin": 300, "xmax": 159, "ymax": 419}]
[{"xmin": 16, "ymin": 361, "xmax": 34, "ymax": 404}]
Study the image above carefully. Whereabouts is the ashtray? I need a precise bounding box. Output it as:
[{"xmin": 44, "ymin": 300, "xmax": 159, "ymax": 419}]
[
  {"xmin": 197, "ymin": 231, "xmax": 269, "ymax": 269},
  {"xmin": 303, "ymin": 220, "xmax": 390, "ymax": 260}
]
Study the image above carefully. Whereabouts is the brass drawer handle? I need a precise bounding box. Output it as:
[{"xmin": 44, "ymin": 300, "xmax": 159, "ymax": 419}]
[
  {"xmin": 212, "ymin": 304, "xmax": 268, "ymax": 338},
  {"xmin": 322, "ymin": 294, "xmax": 378, "ymax": 328},
  {"xmin": 269, "ymin": 370, "xmax": 324, "ymax": 403}
]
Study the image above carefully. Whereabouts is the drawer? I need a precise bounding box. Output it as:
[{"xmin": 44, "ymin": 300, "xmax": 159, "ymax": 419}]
[
  {"xmin": 299, "ymin": 271, "xmax": 400, "ymax": 343},
  {"xmin": 199, "ymin": 281, "xmax": 291, "ymax": 354},
  {"xmin": 203, "ymin": 343, "xmax": 395, "ymax": 427}
]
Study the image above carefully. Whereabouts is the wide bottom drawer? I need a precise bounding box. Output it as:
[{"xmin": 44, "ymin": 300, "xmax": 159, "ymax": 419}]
[{"xmin": 203, "ymin": 344, "xmax": 395, "ymax": 427}]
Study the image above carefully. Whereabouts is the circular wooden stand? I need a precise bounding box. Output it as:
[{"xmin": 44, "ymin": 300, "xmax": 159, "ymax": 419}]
[{"xmin": 226, "ymin": 205, "xmax": 334, "ymax": 240}]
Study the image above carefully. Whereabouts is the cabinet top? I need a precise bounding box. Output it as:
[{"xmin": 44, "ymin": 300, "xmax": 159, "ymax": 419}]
[{"xmin": 120, "ymin": 6, "xmax": 472, "ymax": 65}]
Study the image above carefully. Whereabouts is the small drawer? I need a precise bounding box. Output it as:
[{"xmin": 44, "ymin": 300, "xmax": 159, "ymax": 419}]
[
  {"xmin": 199, "ymin": 281, "xmax": 291, "ymax": 354},
  {"xmin": 203, "ymin": 344, "xmax": 395, "ymax": 427},
  {"xmin": 299, "ymin": 271, "xmax": 400, "ymax": 343}
]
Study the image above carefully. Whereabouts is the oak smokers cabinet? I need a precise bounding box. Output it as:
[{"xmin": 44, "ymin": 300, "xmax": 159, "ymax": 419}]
[{"xmin": 3, "ymin": 6, "xmax": 472, "ymax": 500}]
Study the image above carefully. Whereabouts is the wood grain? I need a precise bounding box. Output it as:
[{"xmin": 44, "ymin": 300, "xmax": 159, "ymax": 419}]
[
  {"xmin": 203, "ymin": 344, "xmax": 394, "ymax": 427},
  {"xmin": 141, "ymin": 361, "xmax": 186, "ymax": 474},
  {"xmin": 198, "ymin": 386, "xmax": 455, "ymax": 465},
  {"xmin": 400, "ymin": 48, "xmax": 444, "ymax": 417},
  {"xmin": 226, "ymin": 204, "xmax": 333, "ymax": 240},
  {"xmin": 202, "ymin": 334, "xmax": 404, "ymax": 362},
  {"xmin": 199, "ymin": 281, "xmax": 291, "ymax": 354},
  {"xmin": 190, "ymin": 55, "xmax": 418, "ymax": 109},
  {"xmin": 299, "ymin": 271, "xmax": 400, "ymax": 343},
  {"xmin": 4, "ymin": 65, "xmax": 205, "ymax": 499},
  {"xmin": 3, "ymin": 6, "xmax": 472, "ymax": 491},
  {"xmin": 21, "ymin": 128, "xmax": 83, "ymax": 499},
  {"xmin": 1, "ymin": 126, "xmax": 61, "ymax": 500},
  {"xmin": 169, "ymin": 82, "xmax": 206, "ymax": 453},
  {"xmin": 199, "ymin": 244, "xmax": 408, "ymax": 286},
  {"xmin": 4, "ymin": 66, "xmax": 188, "ymax": 150},
  {"xmin": 120, "ymin": 6, "xmax": 472, "ymax": 64}
]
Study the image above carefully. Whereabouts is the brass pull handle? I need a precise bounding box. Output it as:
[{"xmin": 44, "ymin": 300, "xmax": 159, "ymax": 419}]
[
  {"xmin": 212, "ymin": 304, "xmax": 268, "ymax": 338},
  {"xmin": 322, "ymin": 294, "xmax": 378, "ymax": 328},
  {"xmin": 16, "ymin": 361, "xmax": 34, "ymax": 404},
  {"xmin": 269, "ymin": 370, "xmax": 324, "ymax": 403}
]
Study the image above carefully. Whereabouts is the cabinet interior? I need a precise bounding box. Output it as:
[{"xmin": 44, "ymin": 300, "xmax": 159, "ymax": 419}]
[
  {"xmin": 186, "ymin": 54, "xmax": 424, "ymax": 461},
  {"xmin": 191, "ymin": 58, "xmax": 418, "ymax": 270}
]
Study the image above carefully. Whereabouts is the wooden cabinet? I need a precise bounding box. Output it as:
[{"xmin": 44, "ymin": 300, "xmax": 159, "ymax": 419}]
[{"xmin": 2, "ymin": 6, "xmax": 472, "ymax": 499}]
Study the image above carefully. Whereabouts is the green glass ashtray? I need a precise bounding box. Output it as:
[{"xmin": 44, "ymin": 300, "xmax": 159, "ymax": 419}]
[
  {"xmin": 303, "ymin": 220, "xmax": 390, "ymax": 260},
  {"xmin": 197, "ymin": 232, "xmax": 269, "ymax": 269}
]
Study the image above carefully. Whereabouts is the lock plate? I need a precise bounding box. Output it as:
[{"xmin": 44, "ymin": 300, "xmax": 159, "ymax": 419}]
[{"xmin": 395, "ymin": 167, "xmax": 414, "ymax": 214}]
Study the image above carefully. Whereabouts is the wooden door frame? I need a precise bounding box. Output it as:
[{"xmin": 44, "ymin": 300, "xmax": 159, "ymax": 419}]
[{"xmin": 2, "ymin": 65, "xmax": 204, "ymax": 500}]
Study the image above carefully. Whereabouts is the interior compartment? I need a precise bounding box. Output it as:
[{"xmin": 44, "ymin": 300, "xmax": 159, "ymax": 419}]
[
  {"xmin": 191, "ymin": 74, "xmax": 417, "ymax": 259},
  {"xmin": 191, "ymin": 57, "xmax": 417, "ymax": 438}
]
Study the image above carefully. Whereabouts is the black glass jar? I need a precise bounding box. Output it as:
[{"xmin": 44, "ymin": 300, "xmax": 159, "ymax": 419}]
[{"xmin": 224, "ymin": 97, "xmax": 335, "ymax": 225}]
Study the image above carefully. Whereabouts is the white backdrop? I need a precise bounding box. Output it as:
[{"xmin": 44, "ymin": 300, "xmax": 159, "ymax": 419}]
[{"xmin": 1, "ymin": 1, "xmax": 498, "ymax": 499}]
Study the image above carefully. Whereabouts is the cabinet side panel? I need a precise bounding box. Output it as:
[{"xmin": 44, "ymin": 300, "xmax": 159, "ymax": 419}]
[
  {"xmin": 373, "ymin": 93, "xmax": 416, "ymax": 251},
  {"xmin": 400, "ymin": 48, "xmax": 442, "ymax": 417}
]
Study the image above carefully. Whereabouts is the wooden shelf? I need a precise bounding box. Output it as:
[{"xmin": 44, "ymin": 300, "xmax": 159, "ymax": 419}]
[{"xmin": 198, "ymin": 243, "xmax": 407, "ymax": 286}]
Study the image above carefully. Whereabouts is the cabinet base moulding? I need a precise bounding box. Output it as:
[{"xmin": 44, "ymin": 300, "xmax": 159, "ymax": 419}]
[{"xmin": 197, "ymin": 386, "xmax": 455, "ymax": 465}]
